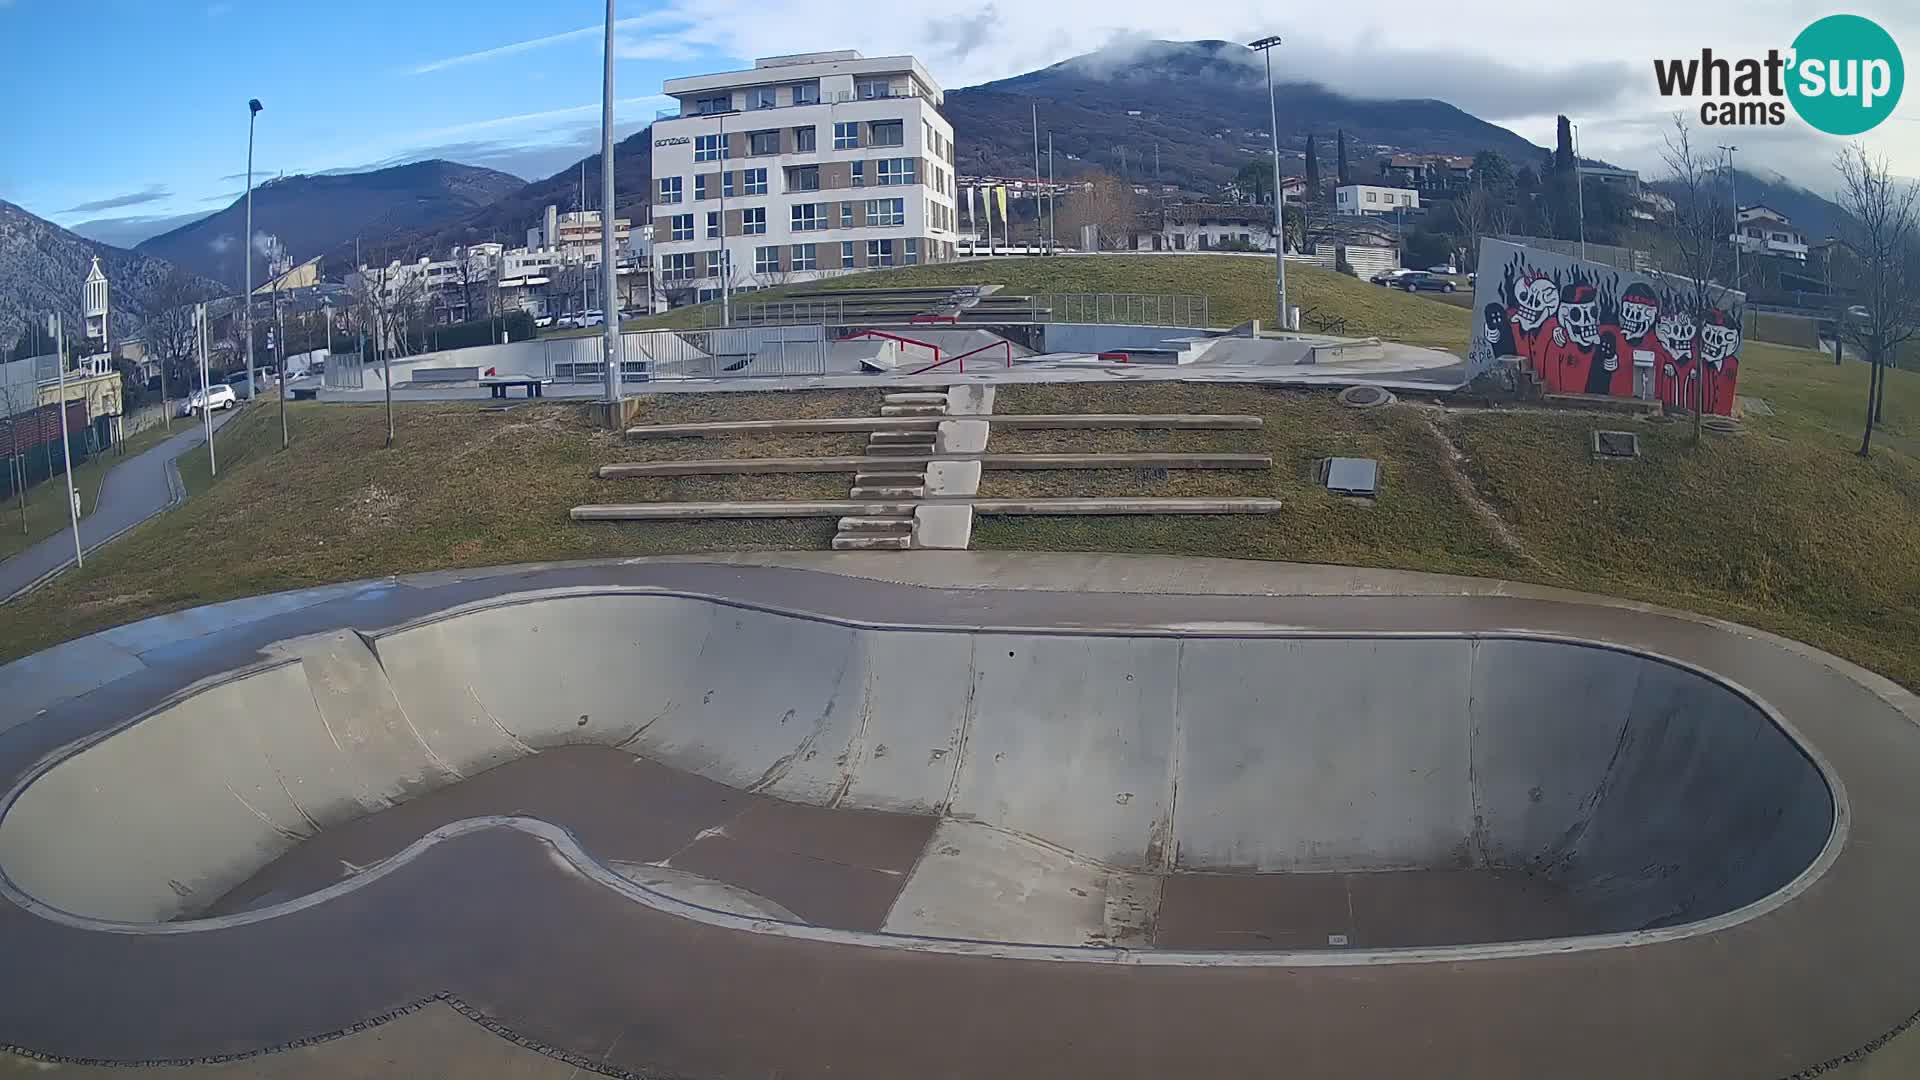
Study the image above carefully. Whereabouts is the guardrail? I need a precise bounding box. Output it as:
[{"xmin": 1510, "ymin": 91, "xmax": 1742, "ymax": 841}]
[{"xmin": 1026, "ymin": 293, "xmax": 1211, "ymax": 328}]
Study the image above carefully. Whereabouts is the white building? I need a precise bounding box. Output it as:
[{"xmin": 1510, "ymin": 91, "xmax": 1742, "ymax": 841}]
[
  {"xmin": 650, "ymin": 50, "xmax": 959, "ymax": 304},
  {"xmin": 82, "ymin": 257, "xmax": 109, "ymax": 345},
  {"xmin": 1733, "ymin": 205, "xmax": 1809, "ymax": 261},
  {"xmin": 1335, "ymin": 184, "xmax": 1419, "ymax": 216}
]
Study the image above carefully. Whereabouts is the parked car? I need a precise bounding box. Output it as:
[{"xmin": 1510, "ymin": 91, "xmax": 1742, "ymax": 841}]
[
  {"xmin": 223, "ymin": 372, "xmax": 256, "ymax": 399},
  {"xmin": 1426, "ymin": 264, "xmax": 1458, "ymax": 275},
  {"xmin": 1370, "ymin": 269, "xmax": 1412, "ymax": 286},
  {"xmin": 1395, "ymin": 271, "xmax": 1458, "ymax": 293},
  {"xmin": 180, "ymin": 384, "xmax": 237, "ymax": 416}
]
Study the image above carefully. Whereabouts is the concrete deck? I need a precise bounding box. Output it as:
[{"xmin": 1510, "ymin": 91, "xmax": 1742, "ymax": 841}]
[
  {"xmin": 570, "ymin": 497, "xmax": 1284, "ymax": 520},
  {"xmin": 1, "ymin": 554, "xmax": 1916, "ymax": 1079},
  {"xmin": 624, "ymin": 413, "xmax": 1263, "ymax": 438}
]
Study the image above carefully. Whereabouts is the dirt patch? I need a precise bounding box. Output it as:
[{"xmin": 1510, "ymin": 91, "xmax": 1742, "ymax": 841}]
[
  {"xmin": 348, "ymin": 484, "xmax": 406, "ymax": 531},
  {"xmin": 1419, "ymin": 410, "xmax": 1538, "ymax": 567}
]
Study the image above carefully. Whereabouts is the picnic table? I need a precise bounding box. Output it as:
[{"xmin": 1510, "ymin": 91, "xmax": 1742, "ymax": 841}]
[{"xmin": 480, "ymin": 375, "xmax": 554, "ymax": 399}]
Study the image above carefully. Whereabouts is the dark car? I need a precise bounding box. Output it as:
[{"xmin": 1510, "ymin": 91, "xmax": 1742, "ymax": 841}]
[{"xmin": 1395, "ymin": 271, "xmax": 1457, "ymax": 293}]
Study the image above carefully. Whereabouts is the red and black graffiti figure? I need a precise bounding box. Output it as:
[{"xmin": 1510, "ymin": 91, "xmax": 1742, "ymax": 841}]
[
  {"xmin": 1606, "ymin": 283, "xmax": 1660, "ymax": 399},
  {"xmin": 1654, "ymin": 308, "xmax": 1699, "ymax": 411},
  {"xmin": 1509, "ymin": 274, "xmax": 1560, "ymax": 379},
  {"xmin": 1539, "ymin": 283, "xmax": 1605, "ymax": 395},
  {"xmin": 1697, "ymin": 308, "xmax": 1743, "ymax": 416}
]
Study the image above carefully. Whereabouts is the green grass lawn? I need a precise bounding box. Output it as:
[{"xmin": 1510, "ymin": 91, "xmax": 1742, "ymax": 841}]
[
  {"xmin": 0, "ymin": 420, "xmax": 179, "ymax": 562},
  {"xmin": 607, "ymin": 255, "xmax": 1471, "ymax": 351}
]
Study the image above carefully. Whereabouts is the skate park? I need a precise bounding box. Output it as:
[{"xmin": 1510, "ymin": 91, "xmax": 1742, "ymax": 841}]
[{"xmin": 3, "ymin": 554, "xmax": 1919, "ymax": 1079}]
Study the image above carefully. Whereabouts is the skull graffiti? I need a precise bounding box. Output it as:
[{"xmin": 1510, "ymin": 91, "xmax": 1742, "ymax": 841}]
[
  {"xmin": 1557, "ymin": 285, "xmax": 1600, "ymax": 348},
  {"xmin": 1699, "ymin": 309, "xmax": 1741, "ymax": 368},
  {"xmin": 1619, "ymin": 284, "xmax": 1659, "ymax": 341},
  {"xmin": 1656, "ymin": 309, "xmax": 1697, "ymax": 361},
  {"xmin": 1515, "ymin": 276, "xmax": 1559, "ymax": 331}
]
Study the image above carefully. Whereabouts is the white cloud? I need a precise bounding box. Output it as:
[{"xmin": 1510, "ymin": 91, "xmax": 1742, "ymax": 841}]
[{"xmin": 411, "ymin": 13, "xmax": 684, "ymax": 75}]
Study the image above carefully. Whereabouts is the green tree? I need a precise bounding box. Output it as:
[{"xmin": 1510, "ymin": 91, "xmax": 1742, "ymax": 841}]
[
  {"xmin": 1234, "ymin": 158, "xmax": 1276, "ymax": 205},
  {"xmin": 1473, "ymin": 151, "xmax": 1514, "ymax": 198}
]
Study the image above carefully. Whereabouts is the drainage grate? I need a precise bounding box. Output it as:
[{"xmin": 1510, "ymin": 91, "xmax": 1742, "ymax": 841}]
[
  {"xmin": 1591, "ymin": 431, "xmax": 1641, "ymax": 459},
  {"xmin": 1338, "ymin": 385, "xmax": 1395, "ymax": 409},
  {"xmin": 1324, "ymin": 457, "xmax": 1379, "ymax": 497}
]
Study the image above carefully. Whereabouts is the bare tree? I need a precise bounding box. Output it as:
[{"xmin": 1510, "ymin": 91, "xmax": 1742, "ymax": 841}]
[
  {"xmin": 1832, "ymin": 144, "xmax": 1920, "ymax": 457},
  {"xmin": 1058, "ymin": 172, "xmax": 1140, "ymax": 250},
  {"xmin": 1452, "ymin": 184, "xmax": 1513, "ymax": 272},
  {"xmin": 1649, "ymin": 115, "xmax": 1738, "ymax": 445},
  {"xmin": 143, "ymin": 267, "xmax": 205, "ymax": 418}
]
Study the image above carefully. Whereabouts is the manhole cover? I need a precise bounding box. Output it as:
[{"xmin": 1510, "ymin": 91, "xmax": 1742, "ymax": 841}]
[
  {"xmin": 1338, "ymin": 385, "xmax": 1395, "ymax": 409},
  {"xmin": 1324, "ymin": 457, "xmax": 1379, "ymax": 496},
  {"xmin": 1592, "ymin": 431, "xmax": 1640, "ymax": 459}
]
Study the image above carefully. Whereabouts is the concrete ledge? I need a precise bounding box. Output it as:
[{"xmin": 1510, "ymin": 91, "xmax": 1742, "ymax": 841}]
[
  {"xmin": 573, "ymin": 501, "xmax": 922, "ymax": 520},
  {"xmin": 990, "ymin": 414, "xmax": 1261, "ymax": 431},
  {"xmin": 625, "ymin": 414, "xmax": 1262, "ymax": 438},
  {"xmin": 972, "ymin": 498, "xmax": 1282, "ymax": 515},
  {"xmin": 598, "ymin": 453, "xmax": 1274, "ymax": 478}
]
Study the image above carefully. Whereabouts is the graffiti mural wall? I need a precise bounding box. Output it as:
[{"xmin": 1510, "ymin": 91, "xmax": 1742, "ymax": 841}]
[{"xmin": 1469, "ymin": 239, "xmax": 1745, "ymax": 414}]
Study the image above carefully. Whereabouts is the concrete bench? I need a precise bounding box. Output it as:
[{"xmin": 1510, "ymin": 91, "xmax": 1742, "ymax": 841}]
[
  {"xmin": 412, "ymin": 366, "xmax": 481, "ymax": 384},
  {"xmin": 481, "ymin": 375, "xmax": 554, "ymax": 399}
]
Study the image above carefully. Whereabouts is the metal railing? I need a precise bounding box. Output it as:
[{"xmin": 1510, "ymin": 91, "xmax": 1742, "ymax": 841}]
[
  {"xmin": 1026, "ymin": 293, "xmax": 1211, "ymax": 328},
  {"xmin": 544, "ymin": 327, "xmax": 830, "ymax": 383},
  {"xmin": 322, "ymin": 352, "xmax": 366, "ymax": 390}
]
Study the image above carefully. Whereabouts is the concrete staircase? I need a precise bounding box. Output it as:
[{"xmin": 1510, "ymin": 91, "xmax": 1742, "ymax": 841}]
[{"xmin": 834, "ymin": 393, "xmax": 950, "ymax": 550}]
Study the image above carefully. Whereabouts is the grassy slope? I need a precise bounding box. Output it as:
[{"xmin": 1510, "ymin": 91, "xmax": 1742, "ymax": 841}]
[
  {"xmin": 0, "ymin": 421, "xmax": 178, "ymax": 562},
  {"xmin": 615, "ymin": 255, "xmax": 1471, "ymax": 350}
]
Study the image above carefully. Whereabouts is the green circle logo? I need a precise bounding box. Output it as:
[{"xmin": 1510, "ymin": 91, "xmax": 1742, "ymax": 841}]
[{"xmin": 1787, "ymin": 15, "xmax": 1903, "ymax": 135}]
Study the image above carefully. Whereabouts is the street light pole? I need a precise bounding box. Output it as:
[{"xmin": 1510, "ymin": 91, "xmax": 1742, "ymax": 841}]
[
  {"xmin": 1719, "ymin": 144, "xmax": 1740, "ymax": 291},
  {"xmin": 1572, "ymin": 122, "xmax": 1587, "ymax": 262},
  {"xmin": 600, "ymin": 0, "xmax": 621, "ymax": 405},
  {"xmin": 1249, "ymin": 35, "xmax": 1289, "ymax": 332},
  {"xmin": 718, "ymin": 109, "xmax": 731, "ymax": 327},
  {"xmin": 49, "ymin": 313, "xmax": 82, "ymax": 571},
  {"xmin": 244, "ymin": 98, "xmax": 262, "ymax": 402}
]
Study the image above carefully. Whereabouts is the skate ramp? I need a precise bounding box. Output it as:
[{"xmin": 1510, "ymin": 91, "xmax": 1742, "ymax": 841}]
[{"xmin": 0, "ymin": 592, "xmax": 1833, "ymax": 940}]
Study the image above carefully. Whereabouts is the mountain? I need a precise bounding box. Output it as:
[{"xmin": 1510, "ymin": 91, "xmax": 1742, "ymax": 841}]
[
  {"xmin": 135, "ymin": 160, "xmax": 524, "ymax": 289},
  {"xmin": 945, "ymin": 40, "xmax": 1546, "ymax": 191},
  {"xmin": 349, "ymin": 131, "xmax": 655, "ymax": 270},
  {"xmin": 0, "ymin": 199, "xmax": 220, "ymax": 352},
  {"xmin": 1653, "ymin": 167, "xmax": 1850, "ymax": 243}
]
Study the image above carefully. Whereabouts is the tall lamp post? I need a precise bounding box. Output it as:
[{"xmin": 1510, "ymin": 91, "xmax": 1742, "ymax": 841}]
[
  {"xmin": 1571, "ymin": 122, "xmax": 1587, "ymax": 262},
  {"xmin": 1248, "ymin": 35, "xmax": 1289, "ymax": 332},
  {"xmin": 599, "ymin": 0, "xmax": 621, "ymax": 404},
  {"xmin": 1718, "ymin": 144, "xmax": 1740, "ymax": 291},
  {"xmin": 244, "ymin": 98, "xmax": 262, "ymax": 401}
]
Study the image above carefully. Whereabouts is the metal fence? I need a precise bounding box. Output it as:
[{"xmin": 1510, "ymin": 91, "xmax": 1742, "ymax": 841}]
[
  {"xmin": 731, "ymin": 299, "xmax": 854, "ymax": 327},
  {"xmin": 548, "ymin": 327, "xmax": 830, "ymax": 383},
  {"xmin": 323, "ymin": 352, "xmax": 366, "ymax": 390},
  {"xmin": 1025, "ymin": 293, "xmax": 1210, "ymax": 327}
]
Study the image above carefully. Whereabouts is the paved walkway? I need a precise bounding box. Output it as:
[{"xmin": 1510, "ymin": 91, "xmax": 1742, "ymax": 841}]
[{"xmin": 0, "ymin": 408, "xmax": 235, "ymax": 602}]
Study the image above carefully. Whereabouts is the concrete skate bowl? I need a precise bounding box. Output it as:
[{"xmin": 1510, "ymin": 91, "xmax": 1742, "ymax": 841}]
[{"xmin": 0, "ymin": 590, "xmax": 1837, "ymax": 960}]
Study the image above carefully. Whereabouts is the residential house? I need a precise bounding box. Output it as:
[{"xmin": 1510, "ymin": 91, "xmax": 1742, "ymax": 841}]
[
  {"xmin": 1335, "ymin": 184, "xmax": 1418, "ymax": 216},
  {"xmin": 1732, "ymin": 205, "xmax": 1809, "ymax": 261}
]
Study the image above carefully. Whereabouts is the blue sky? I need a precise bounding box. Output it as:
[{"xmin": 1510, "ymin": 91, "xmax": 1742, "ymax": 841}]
[{"xmin": 3, "ymin": 0, "xmax": 1915, "ymax": 247}]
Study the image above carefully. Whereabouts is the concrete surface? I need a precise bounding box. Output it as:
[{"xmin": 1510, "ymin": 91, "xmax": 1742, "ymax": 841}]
[
  {"xmin": 597, "ymin": 452, "xmax": 1271, "ymax": 477},
  {"xmin": 911, "ymin": 504, "xmax": 973, "ymax": 549},
  {"xmin": 935, "ymin": 418, "xmax": 989, "ymax": 453},
  {"xmin": 0, "ymin": 407, "xmax": 236, "ymax": 602},
  {"xmin": 0, "ymin": 555, "xmax": 1915, "ymax": 1080},
  {"xmin": 625, "ymin": 413, "xmax": 1261, "ymax": 439},
  {"xmin": 572, "ymin": 497, "xmax": 1283, "ymax": 520}
]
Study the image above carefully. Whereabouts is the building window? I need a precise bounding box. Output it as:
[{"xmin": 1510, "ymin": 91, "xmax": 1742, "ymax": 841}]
[
  {"xmin": 786, "ymin": 165, "xmax": 820, "ymax": 192},
  {"xmin": 694, "ymin": 174, "xmax": 709, "ymax": 200},
  {"xmin": 742, "ymin": 167, "xmax": 767, "ymax": 195},
  {"xmin": 791, "ymin": 203, "xmax": 825, "ymax": 231},
  {"xmin": 706, "ymin": 211, "xmax": 721, "ymax": 239},
  {"xmin": 755, "ymin": 245, "xmax": 780, "ymax": 274},
  {"xmin": 750, "ymin": 86, "xmax": 777, "ymax": 110},
  {"xmin": 749, "ymin": 129, "xmax": 779, "ymax": 156},
  {"xmin": 794, "ymin": 125, "xmax": 816, "ymax": 153},
  {"xmin": 834, "ymin": 122, "xmax": 860, "ymax": 150},
  {"xmin": 857, "ymin": 78, "xmax": 891, "ymax": 99},
  {"xmin": 877, "ymin": 158, "xmax": 917, "ymax": 186},
  {"xmin": 866, "ymin": 198, "xmax": 904, "ymax": 227},
  {"xmin": 904, "ymin": 238, "xmax": 919, "ymax": 265},
  {"xmin": 870, "ymin": 120, "xmax": 904, "ymax": 148},
  {"xmin": 694, "ymin": 134, "xmax": 724, "ymax": 162},
  {"xmin": 1366, "ymin": 191, "xmax": 1377, "ymax": 203},
  {"xmin": 670, "ymin": 214, "xmax": 694, "ymax": 242},
  {"xmin": 852, "ymin": 161, "xmax": 865, "ymax": 187},
  {"xmin": 661, "ymin": 252, "xmax": 696, "ymax": 281},
  {"xmin": 742, "ymin": 207, "xmax": 766, "ymax": 234},
  {"xmin": 657, "ymin": 176, "xmax": 682, "ymax": 204},
  {"xmin": 791, "ymin": 82, "xmax": 818, "ymax": 105},
  {"xmin": 790, "ymin": 243, "xmax": 817, "ymax": 271},
  {"xmin": 694, "ymin": 94, "xmax": 732, "ymax": 114},
  {"xmin": 841, "ymin": 240, "xmax": 856, "ymax": 265},
  {"xmin": 722, "ymin": 170, "xmax": 735, "ymax": 198},
  {"xmin": 840, "ymin": 202, "xmax": 854, "ymax": 228},
  {"xmin": 867, "ymin": 238, "xmax": 895, "ymax": 265}
]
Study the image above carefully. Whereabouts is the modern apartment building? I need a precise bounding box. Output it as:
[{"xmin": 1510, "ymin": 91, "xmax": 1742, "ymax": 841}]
[{"xmin": 651, "ymin": 50, "xmax": 959, "ymax": 304}]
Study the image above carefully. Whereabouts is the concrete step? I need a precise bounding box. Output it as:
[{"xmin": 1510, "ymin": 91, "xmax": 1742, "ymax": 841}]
[
  {"xmin": 847, "ymin": 486, "xmax": 924, "ymax": 499},
  {"xmin": 832, "ymin": 534, "xmax": 913, "ymax": 551},
  {"xmin": 880, "ymin": 404, "xmax": 948, "ymax": 417},
  {"xmin": 865, "ymin": 443, "xmax": 937, "ymax": 456},
  {"xmin": 853, "ymin": 471, "xmax": 926, "ymax": 486},
  {"xmin": 868, "ymin": 431, "xmax": 939, "ymax": 446},
  {"xmin": 836, "ymin": 516, "xmax": 915, "ymax": 533},
  {"xmin": 883, "ymin": 392, "xmax": 950, "ymax": 405}
]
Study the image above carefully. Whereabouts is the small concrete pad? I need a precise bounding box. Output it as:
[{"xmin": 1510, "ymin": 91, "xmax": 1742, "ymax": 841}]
[
  {"xmin": 869, "ymin": 431, "xmax": 937, "ymax": 446},
  {"xmin": 837, "ymin": 516, "xmax": 914, "ymax": 533},
  {"xmin": 936, "ymin": 419, "xmax": 990, "ymax": 454},
  {"xmin": 946, "ymin": 385, "xmax": 996, "ymax": 416},
  {"xmin": 880, "ymin": 404, "xmax": 946, "ymax": 417},
  {"xmin": 885, "ymin": 393, "xmax": 950, "ymax": 406},
  {"xmin": 847, "ymin": 486, "xmax": 925, "ymax": 499},
  {"xmin": 882, "ymin": 820, "xmax": 1110, "ymax": 946},
  {"xmin": 923, "ymin": 460, "xmax": 982, "ymax": 497},
  {"xmin": 831, "ymin": 535, "xmax": 911, "ymax": 551},
  {"xmin": 912, "ymin": 504, "xmax": 975, "ymax": 549}
]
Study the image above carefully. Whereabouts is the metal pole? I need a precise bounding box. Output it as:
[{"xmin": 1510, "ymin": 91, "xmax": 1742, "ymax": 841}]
[
  {"xmin": 276, "ymin": 289, "xmax": 289, "ymax": 449},
  {"xmin": 51, "ymin": 314, "xmax": 82, "ymax": 569},
  {"xmin": 245, "ymin": 99, "xmax": 261, "ymax": 400},
  {"xmin": 1047, "ymin": 133, "xmax": 1055, "ymax": 254},
  {"xmin": 1573, "ymin": 123, "xmax": 1587, "ymax": 262},
  {"xmin": 1032, "ymin": 101, "xmax": 1042, "ymax": 254},
  {"xmin": 718, "ymin": 110, "xmax": 731, "ymax": 326},
  {"xmin": 197, "ymin": 303, "xmax": 215, "ymax": 478},
  {"xmin": 381, "ymin": 267, "xmax": 393, "ymax": 447},
  {"xmin": 1720, "ymin": 144, "xmax": 1741, "ymax": 291},
  {"xmin": 1251, "ymin": 36, "xmax": 1288, "ymax": 331},
  {"xmin": 601, "ymin": 0, "xmax": 621, "ymax": 403}
]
